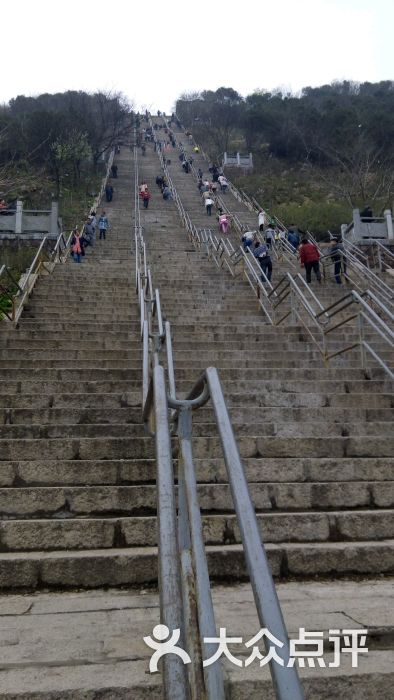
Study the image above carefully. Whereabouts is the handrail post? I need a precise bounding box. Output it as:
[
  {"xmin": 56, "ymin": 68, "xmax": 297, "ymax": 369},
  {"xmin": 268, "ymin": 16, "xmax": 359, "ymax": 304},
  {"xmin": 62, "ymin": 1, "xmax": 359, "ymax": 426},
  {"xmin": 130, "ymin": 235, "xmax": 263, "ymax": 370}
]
[
  {"xmin": 177, "ymin": 443, "xmax": 205, "ymax": 698},
  {"xmin": 322, "ymin": 328, "xmax": 329, "ymax": 367},
  {"xmin": 290, "ymin": 287, "xmax": 296, "ymax": 325},
  {"xmin": 177, "ymin": 407, "xmax": 225, "ymax": 700},
  {"xmin": 153, "ymin": 365, "xmax": 189, "ymax": 700},
  {"xmin": 142, "ymin": 320, "xmax": 149, "ymax": 410},
  {"xmin": 358, "ymin": 311, "xmax": 366, "ymax": 370},
  {"xmin": 165, "ymin": 321, "xmax": 176, "ymax": 401},
  {"xmin": 205, "ymin": 367, "xmax": 305, "ymax": 700}
]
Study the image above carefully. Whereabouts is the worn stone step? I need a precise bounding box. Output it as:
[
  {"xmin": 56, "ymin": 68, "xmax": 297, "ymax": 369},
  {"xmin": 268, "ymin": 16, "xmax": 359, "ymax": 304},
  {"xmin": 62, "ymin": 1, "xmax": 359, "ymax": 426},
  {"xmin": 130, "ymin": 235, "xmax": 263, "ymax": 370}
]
[
  {"xmin": 0, "ymin": 360, "xmax": 142, "ymax": 370},
  {"xmin": 0, "ymin": 381, "xmax": 141, "ymax": 394},
  {"xmin": 0, "ymin": 479, "xmax": 392, "ymax": 518},
  {"xmin": 1, "ymin": 509, "xmax": 393, "ymax": 552},
  {"xmin": 1, "ymin": 327, "xmax": 377, "ymax": 341},
  {"xmin": 0, "ymin": 434, "xmax": 393, "ymax": 461},
  {"xmin": 0, "ymin": 420, "xmax": 390, "ymax": 440},
  {"xmin": 2, "ymin": 405, "xmax": 392, "ymax": 426},
  {"xmin": 0, "ymin": 393, "xmax": 140, "ymax": 410},
  {"xmin": 1, "ymin": 365, "xmax": 383, "ymax": 382},
  {"xmin": 0, "ymin": 424, "xmax": 147, "ymax": 439},
  {"xmin": 0, "ymin": 379, "xmax": 389, "ymax": 400},
  {"xmin": 0, "ymin": 365, "xmax": 386, "ymax": 383},
  {"xmin": 1, "ymin": 456, "xmax": 392, "ymax": 488},
  {"xmin": 0, "ymin": 540, "xmax": 393, "ymax": 590},
  {"xmin": 0, "ymin": 338, "xmax": 388, "ymax": 356},
  {"xmin": 13, "ymin": 322, "xmax": 137, "ymax": 331},
  {"xmin": 0, "ymin": 368, "xmax": 143, "ymax": 380},
  {"xmin": 0, "ymin": 340, "xmax": 138, "ymax": 351}
]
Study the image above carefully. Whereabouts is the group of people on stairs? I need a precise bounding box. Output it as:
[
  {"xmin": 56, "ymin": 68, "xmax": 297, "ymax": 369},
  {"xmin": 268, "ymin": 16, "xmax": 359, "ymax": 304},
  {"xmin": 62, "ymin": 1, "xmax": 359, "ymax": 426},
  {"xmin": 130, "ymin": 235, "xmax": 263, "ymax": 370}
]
[
  {"xmin": 242, "ymin": 222, "xmax": 347, "ymax": 286},
  {"xmin": 70, "ymin": 211, "xmax": 110, "ymax": 262},
  {"xmin": 69, "ymin": 151, "xmax": 121, "ymax": 262}
]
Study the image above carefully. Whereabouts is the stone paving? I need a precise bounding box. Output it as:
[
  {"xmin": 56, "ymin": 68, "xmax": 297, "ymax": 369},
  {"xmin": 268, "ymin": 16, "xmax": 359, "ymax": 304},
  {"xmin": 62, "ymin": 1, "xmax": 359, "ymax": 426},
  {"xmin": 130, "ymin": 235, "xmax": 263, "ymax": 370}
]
[{"xmin": 0, "ymin": 580, "xmax": 393, "ymax": 698}]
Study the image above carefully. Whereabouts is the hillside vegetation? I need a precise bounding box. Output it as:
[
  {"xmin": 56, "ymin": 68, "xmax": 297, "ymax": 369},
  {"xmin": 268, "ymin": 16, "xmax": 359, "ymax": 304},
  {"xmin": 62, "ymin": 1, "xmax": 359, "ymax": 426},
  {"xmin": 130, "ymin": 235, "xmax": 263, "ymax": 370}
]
[
  {"xmin": 176, "ymin": 81, "xmax": 394, "ymax": 234},
  {"xmin": 0, "ymin": 90, "xmax": 134, "ymax": 224}
]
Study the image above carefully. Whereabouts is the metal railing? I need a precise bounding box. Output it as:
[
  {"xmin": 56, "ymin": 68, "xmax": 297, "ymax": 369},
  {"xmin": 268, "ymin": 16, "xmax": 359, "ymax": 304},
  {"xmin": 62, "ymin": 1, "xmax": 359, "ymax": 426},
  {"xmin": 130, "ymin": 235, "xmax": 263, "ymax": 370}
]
[
  {"xmin": 161, "ymin": 115, "xmax": 250, "ymax": 238},
  {"xmin": 267, "ymin": 273, "xmax": 393, "ymax": 376},
  {"xmin": 171, "ymin": 116, "xmax": 394, "ymax": 295},
  {"xmin": 0, "ymin": 148, "xmax": 115, "ymax": 326},
  {"xmin": 316, "ymin": 289, "xmax": 394, "ymax": 378},
  {"xmin": 137, "ymin": 121, "xmax": 304, "ymax": 699},
  {"xmin": 340, "ymin": 237, "xmax": 370, "ymax": 267},
  {"xmin": 0, "ymin": 230, "xmax": 74, "ymax": 324},
  {"xmin": 320, "ymin": 248, "xmax": 394, "ymax": 311},
  {"xmin": 154, "ymin": 115, "xmax": 394, "ymax": 378},
  {"xmin": 362, "ymin": 239, "xmax": 394, "ymax": 272}
]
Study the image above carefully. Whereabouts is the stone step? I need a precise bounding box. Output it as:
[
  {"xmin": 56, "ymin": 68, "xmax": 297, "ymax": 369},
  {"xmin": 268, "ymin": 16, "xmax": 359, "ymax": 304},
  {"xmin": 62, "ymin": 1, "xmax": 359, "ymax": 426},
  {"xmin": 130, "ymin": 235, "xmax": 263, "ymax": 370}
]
[
  {"xmin": 0, "ymin": 477, "xmax": 393, "ymax": 519},
  {"xmin": 0, "ymin": 335, "xmax": 380, "ymax": 353},
  {"xmin": 0, "ymin": 325, "xmax": 376, "ymax": 339},
  {"xmin": 0, "ymin": 433, "xmax": 393, "ymax": 463},
  {"xmin": 0, "ymin": 420, "xmax": 390, "ymax": 440},
  {"xmin": 22, "ymin": 312, "xmax": 140, "ymax": 321},
  {"xmin": 1, "ymin": 509, "xmax": 393, "ymax": 552},
  {"xmin": 2, "ymin": 361, "xmax": 382, "ymax": 377},
  {"xmin": 0, "ymin": 360, "xmax": 143, "ymax": 370},
  {"xmin": 0, "ymin": 350, "xmax": 390, "ymax": 367},
  {"xmin": 0, "ymin": 539, "xmax": 393, "ymax": 590},
  {"xmin": 14, "ymin": 355, "xmax": 390, "ymax": 371},
  {"xmin": 1, "ymin": 455, "xmax": 391, "ymax": 487},
  {"xmin": 11, "ymin": 579, "xmax": 392, "ymax": 699},
  {"xmin": 2, "ymin": 405, "xmax": 392, "ymax": 426},
  {"xmin": 0, "ymin": 365, "xmax": 386, "ymax": 381},
  {"xmin": 13, "ymin": 321, "xmax": 139, "ymax": 330},
  {"xmin": 0, "ymin": 369, "xmax": 145, "ymax": 380},
  {"xmin": 0, "ymin": 392, "xmax": 140, "ymax": 409},
  {"xmin": 0, "ymin": 378, "xmax": 389, "ymax": 397}
]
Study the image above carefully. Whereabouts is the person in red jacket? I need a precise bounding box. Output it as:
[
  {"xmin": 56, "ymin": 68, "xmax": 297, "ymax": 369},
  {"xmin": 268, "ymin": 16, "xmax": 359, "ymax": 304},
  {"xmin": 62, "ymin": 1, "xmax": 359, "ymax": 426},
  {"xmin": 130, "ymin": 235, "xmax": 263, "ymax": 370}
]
[
  {"xmin": 299, "ymin": 238, "xmax": 321, "ymax": 284},
  {"xmin": 140, "ymin": 189, "xmax": 151, "ymax": 209}
]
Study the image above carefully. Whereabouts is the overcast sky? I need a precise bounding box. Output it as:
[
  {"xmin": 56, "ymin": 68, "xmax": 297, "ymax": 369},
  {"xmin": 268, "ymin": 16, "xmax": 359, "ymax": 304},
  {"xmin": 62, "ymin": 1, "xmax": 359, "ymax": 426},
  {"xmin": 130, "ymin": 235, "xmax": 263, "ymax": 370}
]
[{"xmin": 3, "ymin": 0, "xmax": 393, "ymax": 113}]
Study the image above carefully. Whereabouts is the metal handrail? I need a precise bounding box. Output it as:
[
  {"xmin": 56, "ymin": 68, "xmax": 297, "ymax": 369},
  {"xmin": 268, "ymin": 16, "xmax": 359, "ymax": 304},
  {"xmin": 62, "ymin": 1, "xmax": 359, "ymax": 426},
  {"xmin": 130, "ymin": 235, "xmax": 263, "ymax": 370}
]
[
  {"xmin": 169, "ymin": 368, "xmax": 304, "ymax": 699},
  {"xmin": 333, "ymin": 249, "xmax": 394, "ymax": 308},
  {"xmin": 160, "ymin": 115, "xmax": 394, "ymax": 378},
  {"xmin": 372, "ymin": 239, "xmax": 394, "ymax": 272},
  {"xmin": 1, "ymin": 148, "xmax": 115, "ymax": 326},
  {"xmin": 138, "ymin": 117, "xmax": 304, "ymax": 699},
  {"xmin": 162, "ymin": 116, "xmax": 259, "ymax": 242},
  {"xmin": 374, "ymin": 239, "xmax": 394, "ymax": 260},
  {"xmin": 316, "ymin": 245, "xmax": 394, "ymax": 312},
  {"xmin": 341, "ymin": 238, "xmax": 370, "ymax": 266},
  {"xmin": 0, "ymin": 264, "xmax": 23, "ymax": 293},
  {"xmin": 0, "ymin": 227, "xmax": 75, "ymax": 323},
  {"xmin": 191, "ymin": 205, "xmax": 394, "ymax": 375},
  {"xmin": 136, "ymin": 135, "xmax": 223, "ymax": 698}
]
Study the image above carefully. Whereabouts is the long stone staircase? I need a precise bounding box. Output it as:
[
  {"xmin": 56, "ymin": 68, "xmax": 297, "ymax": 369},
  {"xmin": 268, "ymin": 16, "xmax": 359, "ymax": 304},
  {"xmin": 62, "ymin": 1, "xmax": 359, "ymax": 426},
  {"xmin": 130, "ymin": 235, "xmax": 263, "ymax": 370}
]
[
  {"xmin": 0, "ymin": 151, "xmax": 161, "ymax": 587},
  {"xmin": 0, "ymin": 129, "xmax": 393, "ymax": 697},
  {"xmin": 139, "ymin": 122, "xmax": 394, "ymax": 579}
]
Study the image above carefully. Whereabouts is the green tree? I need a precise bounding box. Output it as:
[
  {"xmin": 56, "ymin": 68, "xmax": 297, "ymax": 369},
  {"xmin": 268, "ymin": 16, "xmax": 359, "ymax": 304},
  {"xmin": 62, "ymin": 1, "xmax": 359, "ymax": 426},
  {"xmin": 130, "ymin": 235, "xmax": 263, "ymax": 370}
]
[{"xmin": 50, "ymin": 130, "xmax": 90, "ymax": 197}]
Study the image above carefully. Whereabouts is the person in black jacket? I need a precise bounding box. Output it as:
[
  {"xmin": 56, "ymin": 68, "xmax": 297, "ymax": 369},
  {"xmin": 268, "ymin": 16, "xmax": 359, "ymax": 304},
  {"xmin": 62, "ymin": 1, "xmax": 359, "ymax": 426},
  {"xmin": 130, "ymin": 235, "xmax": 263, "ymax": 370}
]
[
  {"xmin": 253, "ymin": 240, "xmax": 273, "ymax": 282},
  {"xmin": 330, "ymin": 238, "xmax": 346, "ymax": 284}
]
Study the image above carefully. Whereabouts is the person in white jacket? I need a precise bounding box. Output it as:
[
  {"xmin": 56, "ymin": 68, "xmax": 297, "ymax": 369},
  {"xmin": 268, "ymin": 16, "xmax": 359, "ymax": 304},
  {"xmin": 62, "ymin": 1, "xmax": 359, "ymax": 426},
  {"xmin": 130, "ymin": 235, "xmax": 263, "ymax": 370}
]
[{"xmin": 258, "ymin": 209, "xmax": 267, "ymax": 233}]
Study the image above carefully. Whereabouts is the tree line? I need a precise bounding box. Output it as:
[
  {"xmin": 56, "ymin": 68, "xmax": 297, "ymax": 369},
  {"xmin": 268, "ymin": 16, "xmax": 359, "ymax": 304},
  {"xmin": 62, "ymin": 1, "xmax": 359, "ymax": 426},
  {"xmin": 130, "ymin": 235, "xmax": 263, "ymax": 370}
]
[
  {"xmin": 0, "ymin": 90, "xmax": 133, "ymax": 199},
  {"xmin": 176, "ymin": 82, "xmax": 394, "ymax": 210}
]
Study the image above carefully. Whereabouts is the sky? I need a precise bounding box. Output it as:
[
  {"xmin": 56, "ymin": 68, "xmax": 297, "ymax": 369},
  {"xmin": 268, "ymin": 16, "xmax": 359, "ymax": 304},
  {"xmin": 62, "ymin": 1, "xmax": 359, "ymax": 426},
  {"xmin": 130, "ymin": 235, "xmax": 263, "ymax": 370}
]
[{"xmin": 2, "ymin": 0, "xmax": 393, "ymax": 113}]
